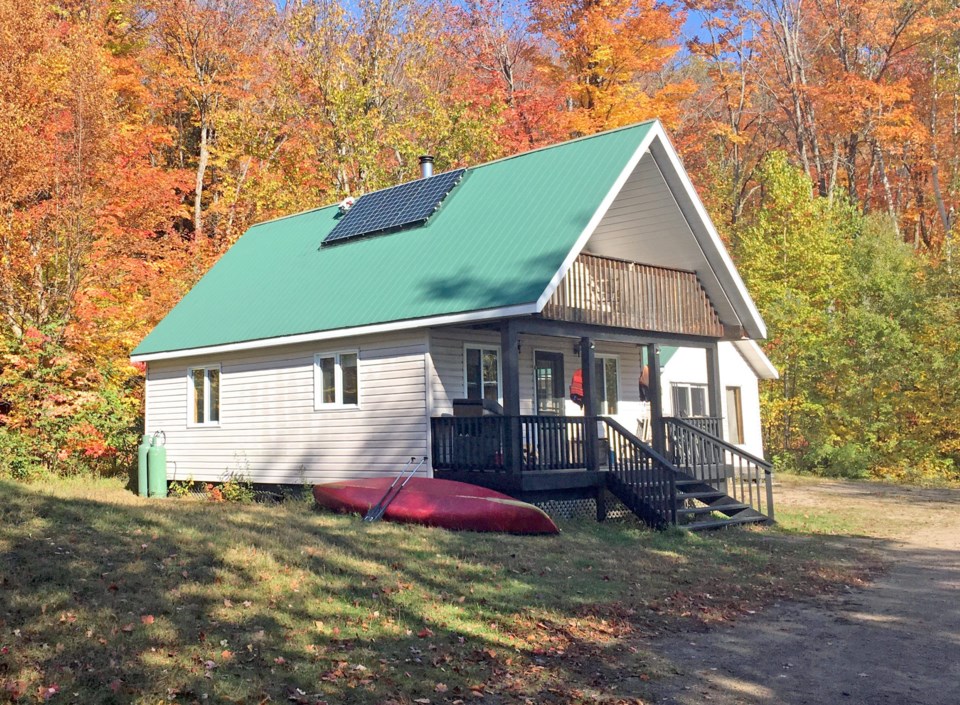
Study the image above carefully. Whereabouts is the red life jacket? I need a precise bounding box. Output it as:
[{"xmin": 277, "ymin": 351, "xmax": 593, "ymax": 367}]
[{"xmin": 569, "ymin": 369, "xmax": 584, "ymax": 407}]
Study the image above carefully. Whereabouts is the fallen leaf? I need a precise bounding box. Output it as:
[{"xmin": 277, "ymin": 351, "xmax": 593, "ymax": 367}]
[
  {"xmin": 121, "ymin": 624, "xmax": 134, "ymax": 633},
  {"xmin": 417, "ymin": 628, "xmax": 434, "ymax": 639},
  {"xmin": 140, "ymin": 615, "xmax": 155, "ymax": 625}
]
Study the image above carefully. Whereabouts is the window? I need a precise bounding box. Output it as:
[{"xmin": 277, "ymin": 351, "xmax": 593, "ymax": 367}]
[
  {"xmin": 672, "ymin": 383, "xmax": 708, "ymax": 418},
  {"xmin": 726, "ymin": 387, "xmax": 744, "ymax": 444},
  {"xmin": 594, "ymin": 356, "xmax": 619, "ymax": 415},
  {"xmin": 188, "ymin": 366, "xmax": 220, "ymax": 425},
  {"xmin": 314, "ymin": 351, "xmax": 359, "ymax": 408},
  {"xmin": 465, "ymin": 346, "xmax": 500, "ymax": 403}
]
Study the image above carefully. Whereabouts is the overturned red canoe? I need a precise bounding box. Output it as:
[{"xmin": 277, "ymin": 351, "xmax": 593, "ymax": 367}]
[{"xmin": 313, "ymin": 477, "xmax": 559, "ymax": 535}]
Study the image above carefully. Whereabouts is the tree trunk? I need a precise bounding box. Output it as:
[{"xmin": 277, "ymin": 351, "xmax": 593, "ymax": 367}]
[{"xmin": 194, "ymin": 122, "xmax": 210, "ymax": 238}]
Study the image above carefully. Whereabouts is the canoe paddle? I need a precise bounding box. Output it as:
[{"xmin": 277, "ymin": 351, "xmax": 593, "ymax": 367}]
[{"xmin": 364, "ymin": 456, "xmax": 426, "ymax": 522}]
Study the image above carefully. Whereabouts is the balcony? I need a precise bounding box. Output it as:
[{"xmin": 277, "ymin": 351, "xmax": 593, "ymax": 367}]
[{"xmin": 541, "ymin": 253, "xmax": 725, "ymax": 337}]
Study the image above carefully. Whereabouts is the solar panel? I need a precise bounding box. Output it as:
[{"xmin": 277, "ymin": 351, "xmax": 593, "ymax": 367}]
[{"xmin": 322, "ymin": 168, "xmax": 466, "ymax": 246}]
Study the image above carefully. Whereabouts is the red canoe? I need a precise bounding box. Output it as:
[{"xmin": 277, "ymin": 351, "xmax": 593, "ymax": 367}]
[{"xmin": 313, "ymin": 477, "xmax": 559, "ymax": 535}]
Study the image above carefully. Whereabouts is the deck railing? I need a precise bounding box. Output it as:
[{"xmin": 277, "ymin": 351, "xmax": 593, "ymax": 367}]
[
  {"xmin": 664, "ymin": 417, "xmax": 774, "ymax": 519},
  {"xmin": 541, "ymin": 253, "xmax": 725, "ymax": 337},
  {"xmin": 431, "ymin": 415, "xmax": 589, "ymax": 473},
  {"xmin": 519, "ymin": 415, "xmax": 587, "ymax": 471},
  {"xmin": 602, "ymin": 417, "xmax": 677, "ymax": 528},
  {"xmin": 678, "ymin": 416, "xmax": 723, "ymax": 438},
  {"xmin": 431, "ymin": 416, "xmax": 506, "ymax": 471}
]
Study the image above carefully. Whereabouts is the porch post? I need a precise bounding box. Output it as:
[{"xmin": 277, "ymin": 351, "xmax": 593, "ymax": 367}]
[
  {"xmin": 580, "ymin": 336, "xmax": 598, "ymax": 471},
  {"xmin": 500, "ymin": 319, "xmax": 521, "ymax": 474},
  {"xmin": 705, "ymin": 342, "xmax": 723, "ymax": 420},
  {"xmin": 646, "ymin": 343, "xmax": 666, "ymax": 456}
]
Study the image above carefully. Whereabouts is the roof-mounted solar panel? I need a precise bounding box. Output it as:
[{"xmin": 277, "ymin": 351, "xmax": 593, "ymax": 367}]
[{"xmin": 322, "ymin": 168, "xmax": 466, "ymax": 246}]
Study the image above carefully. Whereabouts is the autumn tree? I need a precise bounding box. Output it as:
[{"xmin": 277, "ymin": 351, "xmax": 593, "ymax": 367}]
[
  {"xmin": 452, "ymin": 0, "xmax": 568, "ymax": 150},
  {"xmin": 139, "ymin": 0, "xmax": 278, "ymax": 240},
  {"xmin": 285, "ymin": 0, "xmax": 502, "ymax": 200},
  {"xmin": 530, "ymin": 0, "xmax": 691, "ymax": 134}
]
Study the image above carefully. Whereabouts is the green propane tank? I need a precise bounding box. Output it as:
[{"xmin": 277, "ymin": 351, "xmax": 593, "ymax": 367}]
[
  {"xmin": 137, "ymin": 434, "xmax": 151, "ymax": 496},
  {"xmin": 147, "ymin": 431, "xmax": 167, "ymax": 498}
]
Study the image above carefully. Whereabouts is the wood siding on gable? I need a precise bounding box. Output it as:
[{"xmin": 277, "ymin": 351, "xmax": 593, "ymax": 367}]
[
  {"xmin": 145, "ymin": 332, "xmax": 428, "ymax": 484},
  {"xmin": 542, "ymin": 253, "xmax": 725, "ymax": 337}
]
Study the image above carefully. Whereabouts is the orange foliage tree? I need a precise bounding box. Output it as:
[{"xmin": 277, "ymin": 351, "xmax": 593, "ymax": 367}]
[{"xmin": 530, "ymin": 0, "xmax": 692, "ymax": 134}]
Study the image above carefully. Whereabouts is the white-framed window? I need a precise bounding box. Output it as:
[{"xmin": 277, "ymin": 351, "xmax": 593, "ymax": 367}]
[
  {"xmin": 188, "ymin": 365, "xmax": 220, "ymax": 426},
  {"xmin": 594, "ymin": 355, "xmax": 619, "ymax": 415},
  {"xmin": 314, "ymin": 351, "xmax": 359, "ymax": 409},
  {"xmin": 464, "ymin": 345, "xmax": 501, "ymax": 404},
  {"xmin": 672, "ymin": 383, "xmax": 708, "ymax": 418}
]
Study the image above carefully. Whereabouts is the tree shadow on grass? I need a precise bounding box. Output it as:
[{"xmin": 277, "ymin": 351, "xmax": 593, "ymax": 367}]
[{"xmin": 0, "ymin": 479, "xmax": 891, "ymax": 704}]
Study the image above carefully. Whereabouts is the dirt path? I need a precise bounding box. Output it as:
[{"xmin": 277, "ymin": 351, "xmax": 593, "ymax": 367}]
[{"xmin": 642, "ymin": 477, "xmax": 960, "ymax": 705}]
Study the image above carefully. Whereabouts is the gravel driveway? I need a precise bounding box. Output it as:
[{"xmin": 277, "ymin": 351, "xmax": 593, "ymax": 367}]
[{"xmin": 642, "ymin": 479, "xmax": 960, "ymax": 705}]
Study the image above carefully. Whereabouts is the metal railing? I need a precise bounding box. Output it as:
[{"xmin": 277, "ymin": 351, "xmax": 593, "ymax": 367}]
[
  {"xmin": 664, "ymin": 417, "xmax": 774, "ymax": 520},
  {"xmin": 601, "ymin": 417, "xmax": 677, "ymax": 528}
]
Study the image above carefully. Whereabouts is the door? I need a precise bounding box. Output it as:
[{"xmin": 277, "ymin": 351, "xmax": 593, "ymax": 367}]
[{"xmin": 534, "ymin": 351, "xmax": 565, "ymax": 416}]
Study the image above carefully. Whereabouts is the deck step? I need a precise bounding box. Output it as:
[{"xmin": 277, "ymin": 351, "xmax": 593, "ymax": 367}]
[
  {"xmin": 675, "ymin": 490, "xmax": 727, "ymax": 501},
  {"xmin": 684, "ymin": 515, "xmax": 769, "ymax": 531},
  {"xmin": 676, "ymin": 502, "xmax": 750, "ymax": 517}
]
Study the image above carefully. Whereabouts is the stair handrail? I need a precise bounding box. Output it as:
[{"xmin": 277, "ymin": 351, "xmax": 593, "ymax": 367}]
[
  {"xmin": 664, "ymin": 417, "xmax": 773, "ymax": 471},
  {"xmin": 664, "ymin": 417, "xmax": 774, "ymax": 521},
  {"xmin": 600, "ymin": 416, "xmax": 678, "ymax": 527},
  {"xmin": 602, "ymin": 416, "xmax": 675, "ymax": 467}
]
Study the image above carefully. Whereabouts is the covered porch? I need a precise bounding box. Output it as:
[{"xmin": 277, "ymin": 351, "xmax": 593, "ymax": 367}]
[{"xmin": 426, "ymin": 253, "xmax": 774, "ymax": 528}]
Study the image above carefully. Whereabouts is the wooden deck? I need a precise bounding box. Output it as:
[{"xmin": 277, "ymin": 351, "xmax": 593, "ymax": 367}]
[{"xmin": 430, "ymin": 415, "xmax": 775, "ymax": 530}]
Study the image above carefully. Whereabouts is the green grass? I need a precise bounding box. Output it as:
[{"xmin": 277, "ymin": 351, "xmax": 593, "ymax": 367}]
[{"xmin": 0, "ymin": 478, "xmax": 872, "ymax": 705}]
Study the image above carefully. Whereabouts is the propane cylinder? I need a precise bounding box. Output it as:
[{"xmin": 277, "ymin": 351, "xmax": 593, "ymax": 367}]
[
  {"xmin": 147, "ymin": 431, "xmax": 168, "ymax": 498},
  {"xmin": 137, "ymin": 434, "xmax": 151, "ymax": 497}
]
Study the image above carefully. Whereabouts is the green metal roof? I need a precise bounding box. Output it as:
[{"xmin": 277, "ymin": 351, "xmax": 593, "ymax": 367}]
[{"xmin": 133, "ymin": 121, "xmax": 656, "ymax": 357}]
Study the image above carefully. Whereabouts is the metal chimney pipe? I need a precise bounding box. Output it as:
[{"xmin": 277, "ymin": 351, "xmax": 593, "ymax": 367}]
[{"xmin": 418, "ymin": 155, "xmax": 434, "ymax": 179}]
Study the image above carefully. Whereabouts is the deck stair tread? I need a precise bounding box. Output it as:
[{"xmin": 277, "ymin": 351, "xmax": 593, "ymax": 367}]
[
  {"xmin": 676, "ymin": 502, "xmax": 750, "ymax": 517},
  {"xmin": 675, "ymin": 490, "xmax": 727, "ymax": 500},
  {"xmin": 683, "ymin": 515, "xmax": 768, "ymax": 531}
]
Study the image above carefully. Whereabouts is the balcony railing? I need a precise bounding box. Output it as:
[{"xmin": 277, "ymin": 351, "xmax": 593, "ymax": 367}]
[{"xmin": 542, "ymin": 253, "xmax": 725, "ymax": 337}]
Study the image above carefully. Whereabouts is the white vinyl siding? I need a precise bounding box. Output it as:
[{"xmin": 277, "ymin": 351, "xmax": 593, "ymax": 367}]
[
  {"xmin": 430, "ymin": 329, "xmax": 643, "ymax": 430},
  {"xmin": 144, "ymin": 332, "xmax": 428, "ymax": 484}
]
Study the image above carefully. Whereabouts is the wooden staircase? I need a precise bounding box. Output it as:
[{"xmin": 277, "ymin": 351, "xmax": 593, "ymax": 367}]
[{"xmin": 601, "ymin": 417, "xmax": 774, "ymax": 531}]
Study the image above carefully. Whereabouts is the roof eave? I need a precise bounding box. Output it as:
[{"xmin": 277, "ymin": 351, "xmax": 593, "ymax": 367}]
[
  {"xmin": 731, "ymin": 339, "xmax": 779, "ymax": 380},
  {"xmin": 130, "ymin": 301, "xmax": 540, "ymax": 363}
]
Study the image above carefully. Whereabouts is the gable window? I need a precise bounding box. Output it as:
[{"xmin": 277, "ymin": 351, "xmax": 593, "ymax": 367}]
[
  {"xmin": 465, "ymin": 346, "xmax": 500, "ymax": 403},
  {"xmin": 726, "ymin": 387, "xmax": 744, "ymax": 444},
  {"xmin": 594, "ymin": 356, "xmax": 619, "ymax": 415},
  {"xmin": 189, "ymin": 366, "xmax": 220, "ymax": 425},
  {"xmin": 315, "ymin": 351, "xmax": 359, "ymax": 408},
  {"xmin": 672, "ymin": 383, "xmax": 708, "ymax": 418}
]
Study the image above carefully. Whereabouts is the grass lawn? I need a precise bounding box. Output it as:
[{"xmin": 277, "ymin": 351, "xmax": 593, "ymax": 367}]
[{"xmin": 0, "ymin": 477, "xmax": 874, "ymax": 705}]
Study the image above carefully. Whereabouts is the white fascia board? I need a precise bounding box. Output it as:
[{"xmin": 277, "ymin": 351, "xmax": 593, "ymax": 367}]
[
  {"xmin": 732, "ymin": 339, "xmax": 779, "ymax": 380},
  {"xmin": 535, "ymin": 123, "xmax": 661, "ymax": 311},
  {"xmin": 130, "ymin": 302, "xmax": 539, "ymax": 363},
  {"xmin": 647, "ymin": 128, "xmax": 767, "ymax": 340}
]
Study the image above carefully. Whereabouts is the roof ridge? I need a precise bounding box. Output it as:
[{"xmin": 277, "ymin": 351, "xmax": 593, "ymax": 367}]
[
  {"xmin": 247, "ymin": 119, "xmax": 660, "ymax": 231},
  {"xmin": 468, "ymin": 119, "xmax": 659, "ymax": 172}
]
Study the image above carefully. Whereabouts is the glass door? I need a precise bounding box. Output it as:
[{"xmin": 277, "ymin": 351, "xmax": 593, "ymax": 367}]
[{"xmin": 534, "ymin": 351, "xmax": 565, "ymax": 416}]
